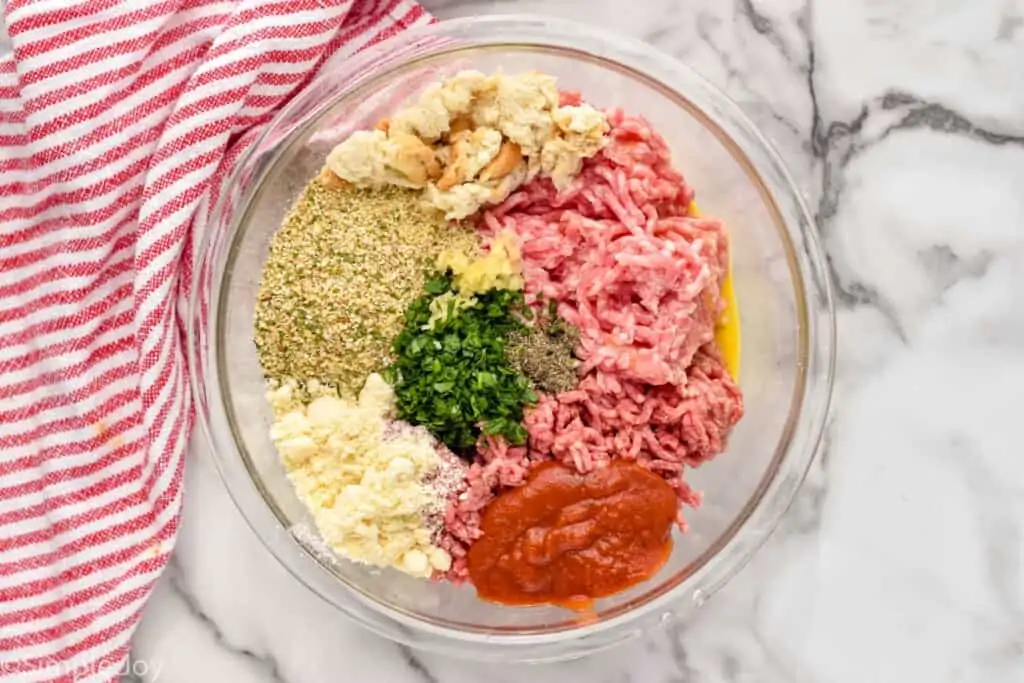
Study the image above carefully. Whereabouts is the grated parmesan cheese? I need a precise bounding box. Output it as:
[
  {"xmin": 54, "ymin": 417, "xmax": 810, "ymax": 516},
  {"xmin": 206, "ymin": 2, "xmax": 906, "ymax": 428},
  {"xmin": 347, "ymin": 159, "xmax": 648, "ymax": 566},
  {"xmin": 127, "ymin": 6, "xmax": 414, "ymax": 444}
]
[{"xmin": 267, "ymin": 374, "xmax": 454, "ymax": 577}]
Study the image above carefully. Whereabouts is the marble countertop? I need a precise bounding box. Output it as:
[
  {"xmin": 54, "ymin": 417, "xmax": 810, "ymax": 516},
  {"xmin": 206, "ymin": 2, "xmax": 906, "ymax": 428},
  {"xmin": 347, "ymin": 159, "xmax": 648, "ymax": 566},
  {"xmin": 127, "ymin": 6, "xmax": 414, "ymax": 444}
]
[{"xmin": 125, "ymin": 0, "xmax": 1024, "ymax": 681}]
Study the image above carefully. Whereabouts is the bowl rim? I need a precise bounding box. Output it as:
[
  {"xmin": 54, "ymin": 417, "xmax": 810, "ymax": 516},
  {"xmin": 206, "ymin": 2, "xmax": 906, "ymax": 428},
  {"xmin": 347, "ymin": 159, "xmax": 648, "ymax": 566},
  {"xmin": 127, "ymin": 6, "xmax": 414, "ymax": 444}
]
[{"xmin": 188, "ymin": 12, "xmax": 836, "ymax": 659}]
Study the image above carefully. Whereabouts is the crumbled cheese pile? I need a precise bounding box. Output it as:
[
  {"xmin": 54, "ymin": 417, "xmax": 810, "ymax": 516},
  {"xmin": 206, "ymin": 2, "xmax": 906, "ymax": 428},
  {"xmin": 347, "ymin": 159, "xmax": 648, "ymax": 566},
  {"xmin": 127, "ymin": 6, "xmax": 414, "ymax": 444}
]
[
  {"xmin": 267, "ymin": 374, "xmax": 454, "ymax": 577},
  {"xmin": 324, "ymin": 71, "xmax": 609, "ymax": 219}
]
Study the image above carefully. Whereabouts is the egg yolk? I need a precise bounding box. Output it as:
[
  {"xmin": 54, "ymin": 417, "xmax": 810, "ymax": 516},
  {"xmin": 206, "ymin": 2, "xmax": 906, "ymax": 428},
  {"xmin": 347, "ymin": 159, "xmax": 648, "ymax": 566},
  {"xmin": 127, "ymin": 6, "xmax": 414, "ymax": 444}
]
[{"xmin": 689, "ymin": 201, "xmax": 740, "ymax": 380}]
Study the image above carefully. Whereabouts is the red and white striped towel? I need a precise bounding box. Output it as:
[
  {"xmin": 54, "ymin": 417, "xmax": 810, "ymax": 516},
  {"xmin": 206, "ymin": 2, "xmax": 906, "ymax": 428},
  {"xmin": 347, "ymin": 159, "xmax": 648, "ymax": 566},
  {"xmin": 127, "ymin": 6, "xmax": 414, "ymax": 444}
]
[{"xmin": 0, "ymin": 1, "xmax": 429, "ymax": 680}]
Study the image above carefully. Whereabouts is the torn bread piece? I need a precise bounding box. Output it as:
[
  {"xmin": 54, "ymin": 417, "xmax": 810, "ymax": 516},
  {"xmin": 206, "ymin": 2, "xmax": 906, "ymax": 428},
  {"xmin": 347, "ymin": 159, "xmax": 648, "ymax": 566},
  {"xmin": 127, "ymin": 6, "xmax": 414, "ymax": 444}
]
[{"xmin": 325, "ymin": 71, "xmax": 609, "ymax": 218}]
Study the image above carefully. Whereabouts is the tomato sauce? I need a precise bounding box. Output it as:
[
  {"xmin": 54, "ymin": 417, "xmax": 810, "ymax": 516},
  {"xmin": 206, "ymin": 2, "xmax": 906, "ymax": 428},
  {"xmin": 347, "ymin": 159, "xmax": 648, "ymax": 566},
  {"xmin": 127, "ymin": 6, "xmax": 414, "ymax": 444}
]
[{"xmin": 466, "ymin": 461, "xmax": 677, "ymax": 608}]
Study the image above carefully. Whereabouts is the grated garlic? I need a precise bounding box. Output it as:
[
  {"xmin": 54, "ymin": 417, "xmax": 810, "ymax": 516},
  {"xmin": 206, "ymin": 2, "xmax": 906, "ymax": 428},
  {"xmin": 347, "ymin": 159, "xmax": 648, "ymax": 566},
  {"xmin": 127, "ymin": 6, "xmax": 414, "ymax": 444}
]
[{"xmin": 436, "ymin": 229, "xmax": 524, "ymax": 297}]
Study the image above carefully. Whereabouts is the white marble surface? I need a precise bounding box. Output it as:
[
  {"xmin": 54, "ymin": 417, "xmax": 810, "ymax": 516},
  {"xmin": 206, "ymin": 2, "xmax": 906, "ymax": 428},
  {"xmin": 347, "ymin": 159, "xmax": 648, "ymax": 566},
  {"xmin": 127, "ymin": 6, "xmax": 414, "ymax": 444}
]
[{"xmin": 125, "ymin": 0, "xmax": 1024, "ymax": 681}]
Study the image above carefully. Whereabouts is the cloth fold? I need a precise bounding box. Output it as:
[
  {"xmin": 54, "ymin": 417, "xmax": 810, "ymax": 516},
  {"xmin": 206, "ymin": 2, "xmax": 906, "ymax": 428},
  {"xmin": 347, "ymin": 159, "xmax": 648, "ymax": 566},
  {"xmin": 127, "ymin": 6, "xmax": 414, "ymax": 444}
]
[{"xmin": 0, "ymin": 1, "xmax": 428, "ymax": 679}]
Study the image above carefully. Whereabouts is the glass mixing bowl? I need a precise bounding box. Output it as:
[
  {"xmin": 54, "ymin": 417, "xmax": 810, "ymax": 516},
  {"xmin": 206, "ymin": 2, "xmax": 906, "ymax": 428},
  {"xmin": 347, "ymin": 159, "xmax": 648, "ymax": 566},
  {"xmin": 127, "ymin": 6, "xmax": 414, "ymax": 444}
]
[{"xmin": 188, "ymin": 15, "xmax": 835, "ymax": 662}]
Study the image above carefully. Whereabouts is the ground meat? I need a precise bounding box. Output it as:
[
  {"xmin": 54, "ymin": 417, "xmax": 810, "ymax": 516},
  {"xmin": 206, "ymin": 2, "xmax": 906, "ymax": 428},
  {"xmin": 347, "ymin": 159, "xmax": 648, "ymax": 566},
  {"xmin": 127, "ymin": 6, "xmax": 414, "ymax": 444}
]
[
  {"xmin": 481, "ymin": 109, "xmax": 727, "ymax": 386},
  {"xmin": 436, "ymin": 109, "xmax": 744, "ymax": 581},
  {"xmin": 524, "ymin": 345, "xmax": 742, "ymax": 522},
  {"xmin": 435, "ymin": 436, "xmax": 534, "ymax": 581}
]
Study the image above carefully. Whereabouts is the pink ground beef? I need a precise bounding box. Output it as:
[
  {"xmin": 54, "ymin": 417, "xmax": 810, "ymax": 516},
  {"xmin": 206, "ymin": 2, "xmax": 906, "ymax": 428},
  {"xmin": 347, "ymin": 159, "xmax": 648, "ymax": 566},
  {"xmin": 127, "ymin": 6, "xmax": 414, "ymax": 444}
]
[{"xmin": 435, "ymin": 109, "xmax": 744, "ymax": 582}]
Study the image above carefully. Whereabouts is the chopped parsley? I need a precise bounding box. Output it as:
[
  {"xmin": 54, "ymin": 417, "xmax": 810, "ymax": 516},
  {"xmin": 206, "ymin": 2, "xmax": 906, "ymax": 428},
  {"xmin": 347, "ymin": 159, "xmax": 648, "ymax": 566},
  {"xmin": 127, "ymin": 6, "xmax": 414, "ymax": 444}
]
[{"xmin": 383, "ymin": 273, "xmax": 537, "ymax": 451}]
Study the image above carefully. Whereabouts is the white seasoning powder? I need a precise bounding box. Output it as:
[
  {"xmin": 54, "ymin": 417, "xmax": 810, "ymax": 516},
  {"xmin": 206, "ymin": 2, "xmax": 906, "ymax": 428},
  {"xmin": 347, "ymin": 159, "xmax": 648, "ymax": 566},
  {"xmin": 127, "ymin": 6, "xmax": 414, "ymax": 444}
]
[{"xmin": 267, "ymin": 374, "xmax": 454, "ymax": 577}]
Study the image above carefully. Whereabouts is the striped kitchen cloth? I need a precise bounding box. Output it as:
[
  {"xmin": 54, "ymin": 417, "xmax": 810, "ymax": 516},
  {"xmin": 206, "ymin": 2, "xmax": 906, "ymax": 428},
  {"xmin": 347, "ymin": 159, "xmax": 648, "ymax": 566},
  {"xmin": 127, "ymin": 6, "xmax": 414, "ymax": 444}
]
[{"xmin": 0, "ymin": 0, "xmax": 430, "ymax": 680}]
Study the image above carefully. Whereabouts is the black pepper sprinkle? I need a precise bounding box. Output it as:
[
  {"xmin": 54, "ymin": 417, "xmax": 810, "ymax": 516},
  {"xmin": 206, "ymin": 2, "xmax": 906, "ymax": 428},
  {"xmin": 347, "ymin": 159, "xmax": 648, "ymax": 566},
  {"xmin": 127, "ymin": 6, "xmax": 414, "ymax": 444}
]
[{"xmin": 505, "ymin": 317, "xmax": 581, "ymax": 394}]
